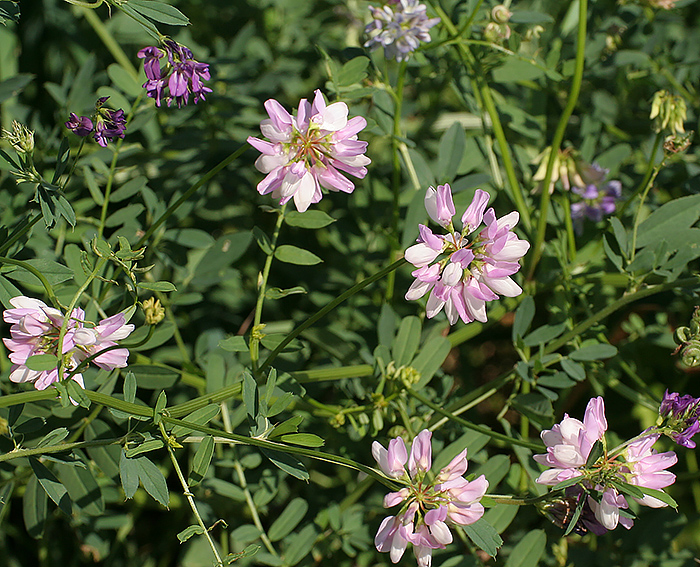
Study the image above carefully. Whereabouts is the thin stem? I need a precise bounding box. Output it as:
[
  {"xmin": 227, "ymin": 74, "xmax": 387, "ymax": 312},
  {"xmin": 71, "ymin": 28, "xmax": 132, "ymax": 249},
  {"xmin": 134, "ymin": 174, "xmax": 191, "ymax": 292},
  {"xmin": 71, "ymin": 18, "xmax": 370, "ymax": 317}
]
[
  {"xmin": 542, "ymin": 276, "xmax": 700, "ymax": 357},
  {"xmin": 250, "ymin": 205, "xmax": 286, "ymax": 374},
  {"xmin": 79, "ymin": 7, "xmax": 140, "ymax": 81},
  {"xmin": 432, "ymin": 3, "xmax": 531, "ymax": 231},
  {"xmin": 618, "ymin": 132, "xmax": 663, "ymax": 217},
  {"xmin": 0, "ymin": 437, "xmax": 119, "ymax": 463},
  {"xmin": 98, "ymin": 94, "xmax": 144, "ymax": 239},
  {"xmin": 386, "ymin": 60, "xmax": 408, "ymax": 303},
  {"xmin": 407, "ymin": 388, "xmax": 544, "ymax": 451},
  {"xmin": 0, "ymin": 213, "xmax": 42, "ymax": 256},
  {"xmin": 161, "ymin": 416, "xmax": 401, "ymax": 491},
  {"xmin": 629, "ymin": 160, "xmax": 664, "ymax": 263},
  {"xmin": 0, "ymin": 256, "xmax": 62, "ymax": 308},
  {"xmin": 259, "ymin": 258, "xmax": 407, "ymax": 372},
  {"xmin": 159, "ymin": 422, "xmax": 223, "ymax": 567},
  {"xmin": 528, "ymin": 0, "xmax": 588, "ymax": 277},
  {"xmin": 135, "ymin": 144, "xmax": 249, "ymax": 248},
  {"xmin": 221, "ymin": 404, "xmax": 278, "ymax": 557},
  {"xmin": 559, "ymin": 193, "xmax": 576, "ymax": 262}
]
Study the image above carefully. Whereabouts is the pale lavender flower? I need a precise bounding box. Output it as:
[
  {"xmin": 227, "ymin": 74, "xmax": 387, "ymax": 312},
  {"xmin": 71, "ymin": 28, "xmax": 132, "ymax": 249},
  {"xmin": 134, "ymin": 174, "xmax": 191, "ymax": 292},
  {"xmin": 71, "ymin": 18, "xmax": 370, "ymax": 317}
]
[
  {"xmin": 247, "ymin": 90, "xmax": 370, "ymax": 212},
  {"xmin": 533, "ymin": 396, "xmax": 607, "ymax": 485},
  {"xmin": 374, "ymin": 430, "xmax": 488, "ymax": 566},
  {"xmin": 404, "ymin": 185, "xmax": 529, "ymax": 325},
  {"xmin": 2, "ymin": 296, "xmax": 134, "ymax": 393},
  {"xmin": 624, "ymin": 434, "xmax": 677, "ymax": 507},
  {"xmin": 365, "ymin": 0, "xmax": 440, "ymax": 62},
  {"xmin": 587, "ymin": 487, "xmax": 633, "ymax": 531},
  {"xmin": 137, "ymin": 40, "xmax": 212, "ymax": 108}
]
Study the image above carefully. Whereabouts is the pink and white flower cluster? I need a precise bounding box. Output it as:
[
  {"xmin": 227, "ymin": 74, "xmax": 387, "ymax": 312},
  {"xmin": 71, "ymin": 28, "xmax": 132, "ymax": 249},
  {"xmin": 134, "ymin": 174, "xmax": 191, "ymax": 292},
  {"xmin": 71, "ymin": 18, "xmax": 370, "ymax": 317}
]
[
  {"xmin": 405, "ymin": 184, "xmax": 529, "ymax": 325},
  {"xmin": 247, "ymin": 90, "xmax": 370, "ymax": 212},
  {"xmin": 534, "ymin": 397, "xmax": 677, "ymax": 534},
  {"xmin": 2, "ymin": 296, "xmax": 134, "ymax": 391},
  {"xmin": 373, "ymin": 430, "xmax": 488, "ymax": 566}
]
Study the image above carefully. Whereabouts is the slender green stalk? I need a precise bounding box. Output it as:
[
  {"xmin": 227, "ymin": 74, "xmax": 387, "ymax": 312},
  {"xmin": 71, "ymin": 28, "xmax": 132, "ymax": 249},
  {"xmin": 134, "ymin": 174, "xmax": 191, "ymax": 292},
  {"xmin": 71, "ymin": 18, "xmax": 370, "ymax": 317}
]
[
  {"xmin": 528, "ymin": 0, "xmax": 588, "ymax": 277},
  {"xmin": 161, "ymin": 416, "xmax": 401, "ymax": 490},
  {"xmin": 221, "ymin": 404, "xmax": 278, "ymax": 557},
  {"xmin": 408, "ymin": 388, "xmax": 544, "ymax": 450},
  {"xmin": 79, "ymin": 7, "xmax": 140, "ymax": 81},
  {"xmin": 542, "ymin": 276, "xmax": 700, "ymax": 357},
  {"xmin": 559, "ymin": 193, "xmax": 576, "ymax": 262},
  {"xmin": 136, "ymin": 144, "xmax": 249, "ymax": 248},
  {"xmin": 250, "ymin": 205, "xmax": 287, "ymax": 374},
  {"xmin": 97, "ymin": 94, "xmax": 144, "ymax": 239},
  {"xmin": 618, "ymin": 132, "xmax": 663, "ymax": 216},
  {"xmin": 0, "ymin": 213, "xmax": 42, "ymax": 256},
  {"xmin": 385, "ymin": 61, "xmax": 408, "ymax": 302},
  {"xmin": 629, "ymin": 160, "xmax": 664, "ymax": 262},
  {"xmin": 259, "ymin": 258, "xmax": 407, "ymax": 372},
  {"xmin": 0, "ymin": 256, "xmax": 62, "ymax": 308},
  {"xmin": 0, "ymin": 437, "xmax": 119, "ymax": 463},
  {"xmin": 291, "ymin": 364, "xmax": 374, "ymax": 383},
  {"xmin": 159, "ymin": 422, "xmax": 223, "ymax": 567},
  {"xmin": 432, "ymin": 3, "xmax": 531, "ymax": 231},
  {"xmin": 168, "ymin": 383, "xmax": 244, "ymax": 418}
]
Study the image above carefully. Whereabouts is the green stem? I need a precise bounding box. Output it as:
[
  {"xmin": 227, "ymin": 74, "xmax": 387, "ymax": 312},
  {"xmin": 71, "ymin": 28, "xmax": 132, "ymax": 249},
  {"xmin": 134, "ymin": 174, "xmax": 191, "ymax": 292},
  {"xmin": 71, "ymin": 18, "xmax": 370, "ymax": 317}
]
[
  {"xmin": 161, "ymin": 416, "xmax": 401, "ymax": 490},
  {"xmin": 528, "ymin": 0, "xmax": 588, "ymax": 277},
  {"xmin": 0, "ymin": 437, "xmax": 119, "ymax": 463},
  {"xmin": 629, "ymin": 160, "xmax": 664, "ymax": 263},
  {"xmin": 407, "ymin": 388, "xmax": 544, "ymax": 451},
  {"xmin": 0, "ymin": 256, "xmax": 62, "ymax": 308},
  {"xmin": 97, "ymin": 94, "xmax": 144, "ymax": 239},
  {"xmin": 135, "ymin": 144, "xmax": 249, "ymax": 248},
  {"xmin": 250, "ymin": 205, "xmax": 286, "ymax": 374},
  {"xmin": 291, "ymin": 364, "xmax": 374, "ymax": 383},
  {"xmin": 432, "ymin": 3, "xmax": 531, "ymax": 231},
  {"xmin": 0, "ymin": 213, "xmax": 42, "ymax": 256},
  {"xmin": 618, "ymin": 132, "xmax": 663, "ymax": 217},
  {"xmin": 542, "ymin": 276, "xmax": 700, "ymax": 357},
  {"xmin": 559, "ymin": 193, "xmax": 576, "ymax": 262},
  {"xmin": 79, "ymin": 7, "xmax": 140, "ymax": 81},
  {"xmin": 259, "ymin": 258, "xmax": 407, "ymax": 373},
  {"xmin": 159, "ymin": 422, "xmax": 223, "ymax": 567},
  {"xmin": 386, "ymin": 60, "xmax": 408, "ymax": 303}
]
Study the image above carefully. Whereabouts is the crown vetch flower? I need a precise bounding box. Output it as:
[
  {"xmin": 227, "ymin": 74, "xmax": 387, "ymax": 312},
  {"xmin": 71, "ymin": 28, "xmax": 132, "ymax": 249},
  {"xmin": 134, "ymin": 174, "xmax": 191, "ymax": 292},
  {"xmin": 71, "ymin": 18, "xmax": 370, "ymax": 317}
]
[
  {"xmin": 404, "ymin": 185, "xmax": 529, "ymax": 325},
  {"xmin": 535, "ymin": 397, "xmax": 678, "ymax": 535},
  {"xmin": 373, "ymin": 430, "xmax": 488, "ymax": 566},
  {"xmin": 247, "ymin": 90, "xmax": 370, "ymax": 212},
  {"xmin": 2, "ymin": 296, "xmax": 135, "ymax": 392},
  {"xmin": 364, "ymin": 0, "xmax": 440, "ymax": 62},
  {"xmin": 137, "ymin": 40, "xmax": 212, "ymax": 108}
]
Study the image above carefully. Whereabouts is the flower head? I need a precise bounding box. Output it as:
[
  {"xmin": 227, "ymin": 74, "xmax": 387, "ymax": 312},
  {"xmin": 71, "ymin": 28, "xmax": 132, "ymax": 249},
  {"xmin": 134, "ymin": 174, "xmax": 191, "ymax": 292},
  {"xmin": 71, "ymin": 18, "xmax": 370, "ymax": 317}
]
[
  {"xmin": 404, "ymin": 185, "xmax": 529, "ymax": 325},
  {"xmin": 3, "ymin": 120, "xmax": 35, "ymax": 153},
  {"xmin": 373, "ymin": 430, "xmax": 488, "ymax": 566},
  {"xmin": 570, "ymin": 180, "xmax": 622, "ymax": 231},
  {"xmin": 137, "ymin": 40, "xmax": 212, "ymax": 108},
  {"xmin": 659, "ymin": 390, "xmax": 700, "ymax": 448},
  {"xmin": 247, "ymin": 90, "xmax": 370, "ymax": 212},
  {"xmin": 2, "ymin": 296, "xmax": 134, "ymax": 393},
  {"xmin": 364, "ymin": 0, "xmax": 440, "ymax": 62},
  {"xmin": 65, "ymin": 97, "xmax": 126, "ymax": 146}
]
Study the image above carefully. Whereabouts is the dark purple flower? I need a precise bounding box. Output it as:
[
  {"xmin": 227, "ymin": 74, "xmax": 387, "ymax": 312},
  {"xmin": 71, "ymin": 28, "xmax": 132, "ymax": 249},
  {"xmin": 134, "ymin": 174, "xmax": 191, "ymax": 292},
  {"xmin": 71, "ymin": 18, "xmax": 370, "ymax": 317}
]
[
  {"xmin": 93, "ymin": 108, "xmax": 126, "ymax": 148},
  {"xmin": 65, "ymin": 113, "xmax": 94, "ymax": 137},
  {"xmin": 660, "ymin": 390, "xmax": 700, "ymax": 448},
  {"xmin": 570, "ymin": 178, "xmax": 622, "ymax": 231},
  {"xmin": 137, "ymin": 40, "xmax": 212, "ymax": 109}
]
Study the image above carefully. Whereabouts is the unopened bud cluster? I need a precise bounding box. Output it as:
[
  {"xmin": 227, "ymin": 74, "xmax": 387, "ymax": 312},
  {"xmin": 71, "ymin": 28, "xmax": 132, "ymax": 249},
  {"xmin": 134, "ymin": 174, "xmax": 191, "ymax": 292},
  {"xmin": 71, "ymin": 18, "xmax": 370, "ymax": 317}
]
[
  {"xmin": 650, "ymin": 90, "xmax": 686, "ymax": 135},
  {"xmin": 673, "ymin": 306, "xmax": 700, "ymax": 367}
]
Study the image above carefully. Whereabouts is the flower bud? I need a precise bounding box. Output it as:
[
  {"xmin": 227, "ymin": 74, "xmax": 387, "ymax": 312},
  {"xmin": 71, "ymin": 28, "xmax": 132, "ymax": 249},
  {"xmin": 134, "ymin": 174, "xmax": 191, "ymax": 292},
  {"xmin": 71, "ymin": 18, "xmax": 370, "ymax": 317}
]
[
  {"xmin": 143, "ymin": 297, "xmax": 165, "ymax": 325},
  {"xmin": 3, "ymin": 120, "xmax": 35, "ymax": 154},
  {"xmin": 491, "ymin": 5, "xmax": 511, "ymax": 24}
]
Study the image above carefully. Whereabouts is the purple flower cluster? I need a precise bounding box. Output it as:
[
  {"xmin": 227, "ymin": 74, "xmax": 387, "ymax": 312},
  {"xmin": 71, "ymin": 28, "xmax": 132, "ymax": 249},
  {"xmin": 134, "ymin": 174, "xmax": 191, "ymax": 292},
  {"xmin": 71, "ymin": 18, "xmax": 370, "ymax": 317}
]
[
  {"xmin": 373, "ymin": 430, "xmax": 488, "ymax": 566},
  {"xmin": 247, "ymin": 90, "xmax": 370, "ymax": 212},
  {"xmin": 534, "ymin": 397, "xmax": 677, "ymax": 534},
  {"xmin": 137, "ymin": 40, "xmax": 211, "ymax": 108},
  {"xmin": 660, "ymin": 390, "xmax": 700, "ymax": 448},
  {"xmin": 570, "ymin": 179, "xmax": 622, "ymax": 228},
  {"xmin": 404, "ymin": 185, "xmax": 529, "ymax": 325},
  {"xmin": 65, "ymin": 97, "xmax": 126, "ymax": 147},
  {"xmin": 365, "ymin": 0, "xmax": 440, "ymax": 62},
  {"xmin": 2, "ymin": 296, "xmax": 134, "ymax": 391}
]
